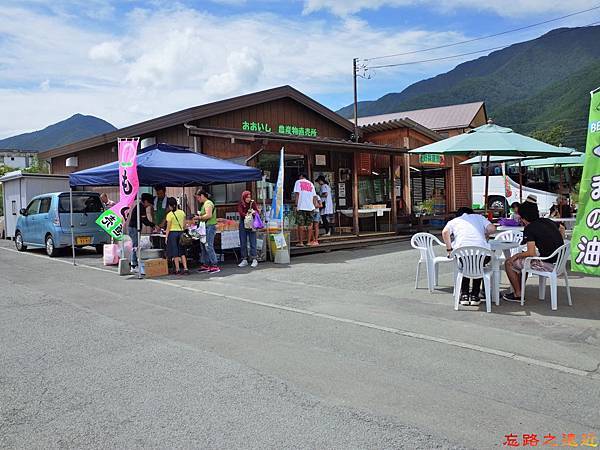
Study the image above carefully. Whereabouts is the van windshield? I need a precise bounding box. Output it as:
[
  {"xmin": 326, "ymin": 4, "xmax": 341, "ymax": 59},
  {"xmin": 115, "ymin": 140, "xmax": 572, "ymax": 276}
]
[{"xmin": 58, "ymin": 194, "xmax": 103, "ymax": 213}]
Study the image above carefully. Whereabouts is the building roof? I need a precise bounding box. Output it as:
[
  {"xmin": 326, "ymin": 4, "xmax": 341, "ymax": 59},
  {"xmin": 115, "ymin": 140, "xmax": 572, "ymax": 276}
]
[
  {"xmin": 0, "ymin": 149, "xmax": 37, "ymax": 154},
  {"xmin": 0, "ymin": 170, "xmax": 68, "ymax": 183},
  {"xmin": 356, "ymin": 101, "xmax": 486, "ymax": 132},
  {"xmin": 39, "ymin": 85, "xmax": 356, "ymax": 160},
  {"xmin": 357, "ymin": 117, "xmax": 442, "ymax": 141}
]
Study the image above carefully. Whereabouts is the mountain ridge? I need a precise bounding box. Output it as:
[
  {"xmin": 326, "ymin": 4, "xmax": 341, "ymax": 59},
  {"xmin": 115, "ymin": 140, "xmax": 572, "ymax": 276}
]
[
  {"xmin": 0, "ymin": 114, "xmax": 117, "ymax": 152},
  {"xmin": 338, "ymin": 25, "xmax": 600, "ymax": 149}
]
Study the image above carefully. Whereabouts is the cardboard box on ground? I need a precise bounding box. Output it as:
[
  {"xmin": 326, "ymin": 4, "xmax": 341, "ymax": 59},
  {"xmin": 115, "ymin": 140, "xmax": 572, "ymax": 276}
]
[{"xmin": 144, "ymin": 258, "xmax": 168, "ymax": 278}]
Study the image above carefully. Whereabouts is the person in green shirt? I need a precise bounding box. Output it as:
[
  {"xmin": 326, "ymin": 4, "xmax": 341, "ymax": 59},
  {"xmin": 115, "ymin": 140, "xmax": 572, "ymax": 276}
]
[
  {"xmin": 153, "ymin": 185, "xmax": 168, "ymax": 230},
  {"xmin": 194, "ymin": 189, "xmax": 219, "ymax": 273}
]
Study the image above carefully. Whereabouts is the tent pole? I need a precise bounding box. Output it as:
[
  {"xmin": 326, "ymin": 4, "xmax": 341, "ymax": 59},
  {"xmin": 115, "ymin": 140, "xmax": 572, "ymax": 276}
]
[
  {"xmin": 518, "ymin": 160, "xmax": 523, "ymax": 203},
  {"xmin": 484, "ymin": 152, "xmax": 491, "ymax": 215},
  {"xmin": 137, "ymin": 188, "xmax": 141, "ymax": 279},
  {"xmin": 70, "ymin": 187, "xmax": 76, "ymax": 266}
]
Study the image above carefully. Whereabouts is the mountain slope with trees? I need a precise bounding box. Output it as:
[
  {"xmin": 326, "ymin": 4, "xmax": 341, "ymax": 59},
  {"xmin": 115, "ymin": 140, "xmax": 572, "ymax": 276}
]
[
  {"xmin": 338, "ymin": 25, "xmax": 600, "ymax": 149},
  {"xmin": 0, "ymin": 114, "xmax": 116, "ymax": 151}
]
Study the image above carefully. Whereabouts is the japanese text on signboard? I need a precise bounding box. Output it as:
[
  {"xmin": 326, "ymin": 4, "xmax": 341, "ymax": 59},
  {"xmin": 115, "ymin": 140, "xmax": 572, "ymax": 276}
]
[
  {"xmin": 242, "ymin": 121, "xmax": 318, "ymax": 137},
  {"xmin": 95, "ymin": 138, "xmax": 139, "ymax": 240},
  {"xmin": 571, "ymin": 90, "xmax": 600, "ymax": 274}
]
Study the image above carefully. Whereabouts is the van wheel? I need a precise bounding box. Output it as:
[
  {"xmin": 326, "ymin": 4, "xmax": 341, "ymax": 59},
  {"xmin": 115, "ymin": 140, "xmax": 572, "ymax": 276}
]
[
  {"xmin": 45, "ymin": 235, "xmax": 57, "ymax": 257},
  {"xmin": 15, "ymin": 232, "xmax": 27, "ymax": 251},
  {"xmin": 95, "ymin": 244, "xmax": 104, "ymax": 255}
]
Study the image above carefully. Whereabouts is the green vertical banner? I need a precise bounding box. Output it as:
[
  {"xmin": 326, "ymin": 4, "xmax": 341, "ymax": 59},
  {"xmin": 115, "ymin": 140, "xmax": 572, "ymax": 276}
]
[{"xmin": 571, "ymin": 88, "xmax": 600, "ymax": 275}]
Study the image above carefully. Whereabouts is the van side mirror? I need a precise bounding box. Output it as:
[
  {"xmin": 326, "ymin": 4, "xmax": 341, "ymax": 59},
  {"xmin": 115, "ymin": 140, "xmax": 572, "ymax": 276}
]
[{"xmin": 19, "ymin": 208, "xmax": 27, "ymax": 216}]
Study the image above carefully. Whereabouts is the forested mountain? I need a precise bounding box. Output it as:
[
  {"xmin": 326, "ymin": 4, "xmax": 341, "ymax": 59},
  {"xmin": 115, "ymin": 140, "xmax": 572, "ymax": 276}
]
[
  {"xmin": 0, "ymin": 114, "xmax": 116, "ymax": 151},
  {"xmin": 338, "ymin": 25, "xmax": 600, "ymax": 149}
]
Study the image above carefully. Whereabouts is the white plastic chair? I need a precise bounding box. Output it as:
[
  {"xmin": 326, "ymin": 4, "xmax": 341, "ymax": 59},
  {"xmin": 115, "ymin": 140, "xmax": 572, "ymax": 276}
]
[
  {"xmin": 494, "ymin": 230, "xmax": 525, "ymax": 258},
  {"xmin": 451, "ymin": 246, "xmax": 493, "ymax": 313},
  {"xmin": 520, "ymin": 243, "xmax": 572, "ymax": 311},
  {"xmin": 411, "ymin": 232, "xmax": 453, "ymax": 293}
]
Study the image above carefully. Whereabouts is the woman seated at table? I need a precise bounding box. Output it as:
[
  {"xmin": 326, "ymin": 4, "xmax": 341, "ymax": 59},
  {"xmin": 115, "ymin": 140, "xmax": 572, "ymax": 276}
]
[{"xmin": 165, "ymin": 197, "xmax": 189, "ymax": 275}]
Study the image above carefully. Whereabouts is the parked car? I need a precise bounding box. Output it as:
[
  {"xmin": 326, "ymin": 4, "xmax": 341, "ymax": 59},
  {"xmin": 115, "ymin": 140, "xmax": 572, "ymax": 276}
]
[{"xmin": 15, "ymin": 192, "xmax": 109, "ymax": 257}]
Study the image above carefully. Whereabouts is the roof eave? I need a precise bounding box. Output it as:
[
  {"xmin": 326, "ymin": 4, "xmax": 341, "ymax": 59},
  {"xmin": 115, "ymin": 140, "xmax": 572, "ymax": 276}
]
[{"xmin": 39, "ymin": 85, "xmax": 355, "ymax": 160}]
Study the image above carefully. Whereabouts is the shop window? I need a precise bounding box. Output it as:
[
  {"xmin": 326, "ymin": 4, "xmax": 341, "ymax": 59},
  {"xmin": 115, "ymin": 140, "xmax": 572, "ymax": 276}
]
[
  {"xmin": 211, "ymin": 183, "xmax": 246, "ymax": 204},
  {"xmin": 256, "ymin": 152, "xmax": 305, "ymax": 203},
  {"xmin": 411, "ymin": 169, "xmax": 446, "ymax": 214}
]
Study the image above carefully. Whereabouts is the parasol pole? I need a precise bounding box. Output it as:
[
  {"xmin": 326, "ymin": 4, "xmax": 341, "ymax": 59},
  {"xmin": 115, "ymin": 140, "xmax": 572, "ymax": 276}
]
[
  {"xmin": 518, "ymin": 160, "xmax": 523, "ymax": 203},
  {"xmin": 484, "ymin": 152, "xmax": 491, "ymax": 214}
]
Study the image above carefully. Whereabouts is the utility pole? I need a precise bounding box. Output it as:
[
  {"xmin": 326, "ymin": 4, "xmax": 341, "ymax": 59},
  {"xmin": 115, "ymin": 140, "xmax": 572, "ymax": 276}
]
[{"xmin": 353, "ymin": 57, "xmax": 359, "ymax": 143}]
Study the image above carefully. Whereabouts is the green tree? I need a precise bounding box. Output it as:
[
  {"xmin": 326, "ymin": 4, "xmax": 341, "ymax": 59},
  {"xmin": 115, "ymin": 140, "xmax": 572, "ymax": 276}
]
[
  {"xmin": 22, "ymin": 155, "xmax": 49, "ymax": 174},
  {"xmin": 0, "ymin": 164, "xmax": 16, "ymax": 216},
  {"xmin": 529, "ymin": 125, "xmax": 569, "ymax": 147}
]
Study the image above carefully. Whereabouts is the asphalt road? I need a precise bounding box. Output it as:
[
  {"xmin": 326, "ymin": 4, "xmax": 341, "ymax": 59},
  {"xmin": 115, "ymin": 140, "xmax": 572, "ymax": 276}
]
[{"xmin": 1, "ymin": 240, "xmax": 599, "ymax": 449}]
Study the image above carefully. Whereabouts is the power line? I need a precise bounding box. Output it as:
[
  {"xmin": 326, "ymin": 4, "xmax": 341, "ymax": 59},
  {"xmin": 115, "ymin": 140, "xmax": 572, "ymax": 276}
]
[
  {"xmin": 368, "ymin": 20, "xmax": 600, "ymax": 69},
  {"xmin": 365, "ymin": 4, "xmax": 600, "ymax": 62}
]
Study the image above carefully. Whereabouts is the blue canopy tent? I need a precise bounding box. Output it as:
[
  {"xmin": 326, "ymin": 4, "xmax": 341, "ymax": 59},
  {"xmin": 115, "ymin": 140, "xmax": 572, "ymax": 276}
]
[
  {"xmin": 69, "ymin": 143, "xmax": 262, "ymax": 187},
  {"xmin": 67, "ymin": 143, "xmax": 262, "ymax": 270}
]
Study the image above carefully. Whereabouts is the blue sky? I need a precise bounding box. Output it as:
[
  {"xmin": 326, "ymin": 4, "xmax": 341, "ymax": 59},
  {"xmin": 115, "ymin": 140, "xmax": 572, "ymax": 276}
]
[{"xmin": 1, "ymin": 0, "xmax": 597, "ymax": 138}]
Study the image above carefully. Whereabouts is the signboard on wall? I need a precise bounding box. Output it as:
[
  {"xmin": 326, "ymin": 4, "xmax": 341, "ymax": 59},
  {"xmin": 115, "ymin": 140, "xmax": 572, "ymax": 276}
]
[
  {"xmin": 241, "ymin": 121, "xmax": 318, "ymax": 137},
  {"xmin": 315, "ymin": 154, "xmax": 326, "ymax": 166},
  {"xmin": 419, "ymin": 154, "xmax": 445, "ymax": 166}
]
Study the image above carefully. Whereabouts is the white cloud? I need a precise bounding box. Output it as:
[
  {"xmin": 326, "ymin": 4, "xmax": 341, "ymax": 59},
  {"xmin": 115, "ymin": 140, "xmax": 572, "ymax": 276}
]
[
  {"xmin": 1, "ymin": 4, "xmax": 481, "ymax": 138},
  {"xmin": 89, "ymin": 41, "xmax": 122, "ymax": 63},
  {"xmin": 205, "ymin": 48, "xmax": 264, "ymax": 96},
  {"xmin": 39, "ymin": 79, "xmax": 50, "ymax": 91},
  {"xmin": 302, "ymin": 0, "xmax": 597, "ymax": 17}
]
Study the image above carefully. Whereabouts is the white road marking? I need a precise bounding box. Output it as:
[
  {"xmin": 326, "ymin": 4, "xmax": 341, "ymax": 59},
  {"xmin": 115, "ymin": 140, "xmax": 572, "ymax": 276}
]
[{"xmin": 1, "ymin": 245, "xmax": 598, "ymax": 381}]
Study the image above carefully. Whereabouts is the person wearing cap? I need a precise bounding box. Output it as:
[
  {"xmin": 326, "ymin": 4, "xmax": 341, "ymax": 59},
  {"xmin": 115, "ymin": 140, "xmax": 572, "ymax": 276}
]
[{"xmin": 193, "ymin": 190, "xmax": 220, "ymax": 274}]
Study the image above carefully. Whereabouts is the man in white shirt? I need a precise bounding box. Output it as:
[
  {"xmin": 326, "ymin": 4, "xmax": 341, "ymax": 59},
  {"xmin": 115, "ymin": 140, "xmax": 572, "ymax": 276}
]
[
  {"xmin": 293, "ymin": 173, "xmax": 317, "ymax": 246},
  {"xmin": 442, "ymin": 207, "xmax": 496, "ymax": 306}
]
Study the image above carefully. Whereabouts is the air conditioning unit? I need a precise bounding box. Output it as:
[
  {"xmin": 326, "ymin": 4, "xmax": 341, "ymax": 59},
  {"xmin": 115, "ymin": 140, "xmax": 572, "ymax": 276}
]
[
  {"xmin": 66, "ymin": 157, "xmax": 78, "ymax": 167},
  {"xmin": 141, "ymin": 137, "xmax": 156, "ymax": 149}
]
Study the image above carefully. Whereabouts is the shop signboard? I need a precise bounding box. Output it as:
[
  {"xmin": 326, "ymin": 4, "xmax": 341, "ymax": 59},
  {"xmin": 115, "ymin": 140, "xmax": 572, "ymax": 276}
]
[
  {"xmin": 571, "ymin": 89, "xmax": 600, "ymax": 275},
  {"xmin": 241, "ymin": 121, "xmax": 318, "ymax": 137},
  {"xmin": 95, "ymin": 138, "xmax": 140, "ymax": 240},
  {"xmin": 419, "ymin": 154, "xmax": 445, "ymax": 166}
]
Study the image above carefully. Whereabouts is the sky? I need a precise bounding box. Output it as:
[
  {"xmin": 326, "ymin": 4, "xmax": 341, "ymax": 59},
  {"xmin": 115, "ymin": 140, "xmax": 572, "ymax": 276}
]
[{"xmin": 1, "ymin": 0, "xmax": 599, "ymax": 139}]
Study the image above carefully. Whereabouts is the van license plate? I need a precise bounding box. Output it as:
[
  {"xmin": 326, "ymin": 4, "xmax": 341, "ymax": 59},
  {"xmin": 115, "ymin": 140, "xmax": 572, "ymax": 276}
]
[{"xmin": 76, "ymin": 236, "xmax": 91, "ymax": 245}]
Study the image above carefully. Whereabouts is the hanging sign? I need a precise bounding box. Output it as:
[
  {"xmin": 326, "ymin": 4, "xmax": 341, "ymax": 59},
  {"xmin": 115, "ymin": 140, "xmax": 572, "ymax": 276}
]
[
  {"xmin": 95, "ymin": 138, "xmax": 140, "ymax": 240},
  {"xmin": 419, "ymin": 154, "xmax": 445, "ymax": 166},
  {"xmin": 571, "ymin": 89, "xmax": 600, "ymax": 275}
]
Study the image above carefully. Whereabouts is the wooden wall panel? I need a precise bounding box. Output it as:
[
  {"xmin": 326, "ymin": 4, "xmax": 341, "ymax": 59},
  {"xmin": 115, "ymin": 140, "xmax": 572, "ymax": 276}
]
[{"xmin": 195, "ymin": 97, "xmax": 350, "ymax": 140}]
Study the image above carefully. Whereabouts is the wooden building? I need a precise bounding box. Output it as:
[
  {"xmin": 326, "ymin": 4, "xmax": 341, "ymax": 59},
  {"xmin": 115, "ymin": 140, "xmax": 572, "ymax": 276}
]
[
  {"xmin": 39, "ymin": 86, "xmax": 456, "ymax": 237},
  {"xmin": 358, "ymin": 101, "xmax": 488, "ymax": 214}
]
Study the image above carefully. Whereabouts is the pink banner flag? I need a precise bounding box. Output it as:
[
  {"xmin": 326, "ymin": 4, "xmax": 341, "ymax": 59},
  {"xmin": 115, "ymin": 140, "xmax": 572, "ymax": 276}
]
[{"xmin": 95, "ymin": 138, "xmax": 139, "ymax": 240}]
